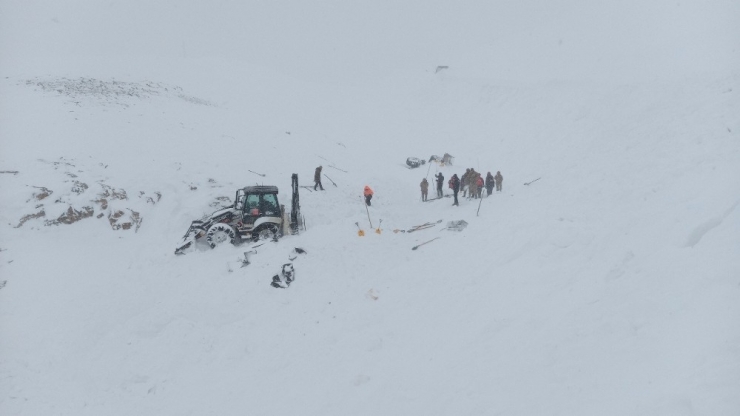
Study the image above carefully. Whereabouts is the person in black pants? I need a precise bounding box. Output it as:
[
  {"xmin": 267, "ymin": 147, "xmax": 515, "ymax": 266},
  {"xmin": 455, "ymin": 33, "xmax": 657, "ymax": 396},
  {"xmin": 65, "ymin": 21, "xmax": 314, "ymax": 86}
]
[
  {"xmin": 435, "ymin": 172, "xmax": 444, "ymax": 198},
  {"xmin": 450, "ymin": 174, "xmax": 460, "ymax": 206},
  {"xmin": 485, "ymin": 172, "xmax": 495, "ymax": 196},
  {"xmin": 314, "ymin": 166, "xmax": 324, "ymax": 191}
]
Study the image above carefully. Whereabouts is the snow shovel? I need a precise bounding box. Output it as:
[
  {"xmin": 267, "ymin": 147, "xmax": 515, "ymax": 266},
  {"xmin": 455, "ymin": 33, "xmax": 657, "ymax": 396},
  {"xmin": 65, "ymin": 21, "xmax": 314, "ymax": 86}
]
[
  {"xmin": 324, "ymin": 173, "xmax": 338, "ymax": 187},
  {"xmin": 412, "ymin": 237, "xmax": 440, "ymax": 250},
  {"xmin": 356, "ymin": 222, "xmax": 365, "ymax": 237}
]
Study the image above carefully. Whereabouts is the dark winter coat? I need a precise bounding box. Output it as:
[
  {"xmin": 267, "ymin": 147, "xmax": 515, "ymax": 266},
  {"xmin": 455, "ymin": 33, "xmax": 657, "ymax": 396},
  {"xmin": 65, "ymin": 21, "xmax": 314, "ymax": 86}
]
[
  {"xmin": 435, "ymin": 173, "xmax": 444, "ymax": 189},
  {"xmin": 314, "ymin": 166, "xmax": 322, "ymax": 182},
  {"xmin": 450, "ymin": 174, "xmax": 460, "ymax": 192},
  {"xmin": 485, "ymin": 173, "xmax": 494, "ymax": 189}
]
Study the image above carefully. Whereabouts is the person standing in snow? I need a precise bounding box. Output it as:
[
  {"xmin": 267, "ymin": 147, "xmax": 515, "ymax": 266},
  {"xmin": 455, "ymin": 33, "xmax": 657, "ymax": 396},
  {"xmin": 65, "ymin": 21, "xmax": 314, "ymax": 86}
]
[
  {"xmin": 314, "ymin": 166, "xmax": 324, "ymax": 191},
  {"xmin": 420, "ymin": 178, "xmax": 429, "ymax": 202},
  {"xmin": 494, "ymin": 171, "xmax": 503, "ymax": 192},
  {"xmin": 485, "ymin": 172, "xmax": 495, "ymax": 196},
  {"xmin": 461, "ymin": 169, "xmax": 470, "ymax": 197},
  {"xmin": 435, "ymin": 172, "xmax": 444, "ymax": 198},
  {"xmin": 450, "ymin": 174, "xmax": 460, "ymax": 206},
  {"xmin": 470, "ymin": 171, "xmax": 480, "ymax": 199},
  {"xmin": 364, "ymin": 185, "xmax": 374, "ymax": 206},
  {"xmin": 476, "ymin": 174, "xmax": 484, "ymax": 198},
  {"xmin": 467, "ymin": 168, "xmax": 479, "ymax": 198}
]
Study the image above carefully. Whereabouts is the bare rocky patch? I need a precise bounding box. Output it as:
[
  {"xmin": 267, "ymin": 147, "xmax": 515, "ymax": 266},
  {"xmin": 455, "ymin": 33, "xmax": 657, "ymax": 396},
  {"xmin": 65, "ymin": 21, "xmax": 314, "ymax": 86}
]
[
  {"xmin": 46, "ymin": 206, "xmax": 94, "ymax": 226},
  {"xmin": 24, "ymin": 77, "xmax": 213, "ymax": 107},
  {"xmin": 14, "ymin": 158, "xmax": 162, "ymax": 233},
  {"xmin": 16, "ymin": 210, "xmax": 46, "ymax": 228},
  {"xmin": 71, "ymin": 181, "xmax": 88, "ymax": 195},
  {"xmin": 30, "ymin": 186, "xmax": 53, "ymax": 202}
]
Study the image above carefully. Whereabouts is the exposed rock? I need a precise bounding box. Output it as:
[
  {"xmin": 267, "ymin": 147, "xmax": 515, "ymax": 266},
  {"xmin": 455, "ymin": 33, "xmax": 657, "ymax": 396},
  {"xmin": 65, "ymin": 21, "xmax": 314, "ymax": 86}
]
[
  {"xmin": 108, "ymin": 209, "xmax": 142, "ymax": 232},
  {"xmin": 99, "ymin": 184, "xmax": 127, "ymax": 200},
  {"xmin": 108, "ymin": 210, "xmax": 125, "ymax": 229},
  {"xmin": 71, "ymin": 181, "xmax": 88, "ymax": 194},
  {"xmin": 32, "ymin": 186, "xmax": 53, "ymax": 201},
  {"xmin": 46, "ymin": 206, "xmax": 94, "ymax": 226},
  {"xmin": 95, "ymin": 198, "xmax": 109, "ymax": 210},
  {"xmin": 24, "ymin": 77, "xmax": 212, "ymax": 107},
  {"xmin": 141, "ymin": 191, "xmax": 162, "ymax": 204},
  {"xmin": 16, "ymin": 210, "xmax": 46, "ymax": 228}
]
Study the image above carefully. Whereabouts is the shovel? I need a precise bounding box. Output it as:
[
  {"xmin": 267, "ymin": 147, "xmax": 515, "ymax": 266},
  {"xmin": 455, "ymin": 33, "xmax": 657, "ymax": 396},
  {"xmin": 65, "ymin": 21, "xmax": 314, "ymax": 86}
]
[{"xmin": 356, "ymin": 222, "xmax": 365, "ymax": 237}]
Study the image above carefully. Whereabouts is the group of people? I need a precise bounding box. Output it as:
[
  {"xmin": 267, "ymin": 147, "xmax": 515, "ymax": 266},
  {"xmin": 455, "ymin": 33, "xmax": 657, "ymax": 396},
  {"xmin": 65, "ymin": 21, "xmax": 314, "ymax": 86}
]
[
  {"xmin": 314, "ymin": 165, "xmax": 500, "ymax": 209},
  {"xmin": 423, "ymin": 169, "xmax": 502, "ymax": 206}
]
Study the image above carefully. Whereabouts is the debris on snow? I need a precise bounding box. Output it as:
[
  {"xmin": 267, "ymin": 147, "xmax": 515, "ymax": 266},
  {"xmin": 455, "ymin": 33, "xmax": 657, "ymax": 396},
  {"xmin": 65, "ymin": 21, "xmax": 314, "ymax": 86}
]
[
  {"xmin": 446, "ymin": 220, "xmax": 468, "ymax": 232},
  {"xmin": 271, "ymin": 263, "xmax": 295, "ymax": 289}
]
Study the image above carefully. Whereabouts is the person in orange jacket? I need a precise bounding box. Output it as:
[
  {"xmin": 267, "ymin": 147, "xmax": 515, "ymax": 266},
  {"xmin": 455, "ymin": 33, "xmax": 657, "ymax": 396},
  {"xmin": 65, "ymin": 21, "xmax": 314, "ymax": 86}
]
[{"xmin": 364, "ymin": 185, "xmax": 374, "ymax": 206}]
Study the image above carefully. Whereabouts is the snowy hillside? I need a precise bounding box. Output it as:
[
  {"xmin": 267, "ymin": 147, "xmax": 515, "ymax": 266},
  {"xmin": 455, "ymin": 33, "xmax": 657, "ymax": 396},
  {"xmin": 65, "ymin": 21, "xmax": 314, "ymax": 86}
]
[{"xmin": 1, "ymin": 1, "xmax": 740, "ymax": 415}]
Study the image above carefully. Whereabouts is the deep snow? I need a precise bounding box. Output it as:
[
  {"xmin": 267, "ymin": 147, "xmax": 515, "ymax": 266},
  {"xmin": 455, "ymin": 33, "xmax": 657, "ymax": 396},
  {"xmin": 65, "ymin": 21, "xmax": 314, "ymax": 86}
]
[{"xmin": 1, "ymin": 1, "xmax": 740, "ymax": 415}]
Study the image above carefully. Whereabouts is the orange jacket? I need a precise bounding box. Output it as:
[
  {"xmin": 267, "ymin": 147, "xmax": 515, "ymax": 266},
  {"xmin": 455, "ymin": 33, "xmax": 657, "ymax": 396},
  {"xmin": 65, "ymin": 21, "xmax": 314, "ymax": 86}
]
[{"xmin": 363, "ymin": 186, "xmax": 374, "ymax": 196}]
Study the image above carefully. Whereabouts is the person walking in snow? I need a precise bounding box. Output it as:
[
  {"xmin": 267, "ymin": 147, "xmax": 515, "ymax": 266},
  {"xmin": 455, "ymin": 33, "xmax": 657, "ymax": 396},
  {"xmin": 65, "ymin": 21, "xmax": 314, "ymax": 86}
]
[
  {"xmin": 450, "ymin": 174, "xmax": 460, "ymax": 206},
  {"xmin": 420, "ymin": 178, "xmax": 429, "ymax": 202},
  {"xmin": 314, "ymin": 166, "xmax": 324, "ymax": 191},
  {"xmin": 364, "ymin": 185, "xmax": 374, "ymax": 206},
  {"xmin": 485, "ymin": 172, "xmax": 495, "ymax": 196},
  {"xmin": 494, "ymin": 171, "xmax": 503, "ymax": 192},
  {"xmin": 435, "ymin": 172, "xmax": 444, "ymax": 198},
  {"xmin": 476, "ymin": 174, "xmax": 484, "ymax": 198}
]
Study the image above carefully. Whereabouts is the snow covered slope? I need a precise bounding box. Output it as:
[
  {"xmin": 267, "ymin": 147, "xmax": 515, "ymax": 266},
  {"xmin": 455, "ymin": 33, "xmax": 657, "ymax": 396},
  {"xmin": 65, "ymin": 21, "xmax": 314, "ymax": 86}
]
[{"xmin": 1, "ymin": 1, "xmax": 739, "ymax": 415}]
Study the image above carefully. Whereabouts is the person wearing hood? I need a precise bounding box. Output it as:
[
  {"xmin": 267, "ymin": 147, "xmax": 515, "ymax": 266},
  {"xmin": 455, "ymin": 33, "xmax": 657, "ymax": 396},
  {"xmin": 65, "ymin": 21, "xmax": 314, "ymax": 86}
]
[
  {"xmin": 364, "ymin": 185, "xmax": 374, "ymax": 206},
  {"xmin": 494, "ymin": 171, "xmax": 503, "ymax": 192},
  {"xmin": 470, "ymin": 171, "xmax": 480, "ymax": 199},
  {"xmin": 476, "ymin": 174, "xmax": 484, "ymax": 198},
  {"xmin": 449, "ymin": 174, "xmax": 460, "ymax": 206},
  {"xmin": 420, "ymin": 178, "xmax": 429, "ymax": 201},
  {"xmin": 461, "ymin": 168, "xmax": 470, "ymax": 197},
  {"xmin": 485, "ymin": 172, "xmax": 495, "ymax": 196},
  {"xmin": 314, "ymin": 166, "xmax": 324, "ymax": 191}
]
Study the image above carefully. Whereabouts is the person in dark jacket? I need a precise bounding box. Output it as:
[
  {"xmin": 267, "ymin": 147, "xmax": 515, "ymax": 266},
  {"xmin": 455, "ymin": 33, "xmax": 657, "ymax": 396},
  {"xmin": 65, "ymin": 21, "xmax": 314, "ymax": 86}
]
[
  {"xmin": 485, "ymin": 172, "xmax": 494, "ymax": 196},
  {"xmin": 314, "ymin": 166, "xmax": 324, "ymax": 191},
  {"xmin": 435, "ymin": 172, "xmax": 444, "ymax": 198},
  {"xmin": 450, "ymin": 174, "xmax": 460, "ymax": 206},
  {"xmin": 494, "ymin": 171, "xmax": 503, "ymax": 192},
  {"xmin": 420, "ymin": 178, "xmax": 429, "ymax": 202}
]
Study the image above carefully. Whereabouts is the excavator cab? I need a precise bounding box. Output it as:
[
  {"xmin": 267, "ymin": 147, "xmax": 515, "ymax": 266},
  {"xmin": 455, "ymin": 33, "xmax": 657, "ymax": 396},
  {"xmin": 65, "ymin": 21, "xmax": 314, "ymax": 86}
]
[{"xmin": 236, "ymin": 187, "xmax": 280, "ymax": 224}]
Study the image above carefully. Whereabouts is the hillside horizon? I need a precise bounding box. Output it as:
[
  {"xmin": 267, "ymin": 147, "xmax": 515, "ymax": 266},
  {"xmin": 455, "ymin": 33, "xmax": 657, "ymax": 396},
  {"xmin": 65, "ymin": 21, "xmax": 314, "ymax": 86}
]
[{"xmin": 1, "ymin": 1, "xmax": 739, "ymax": 415}]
